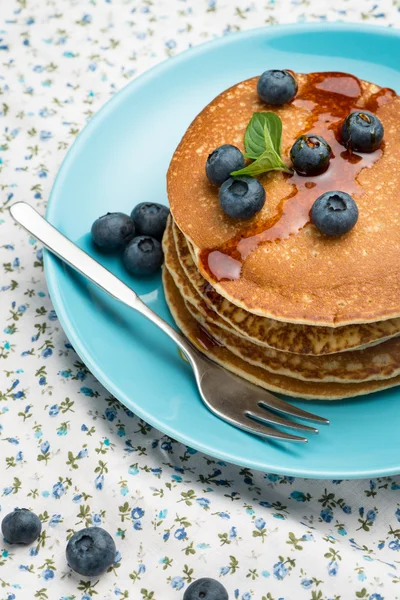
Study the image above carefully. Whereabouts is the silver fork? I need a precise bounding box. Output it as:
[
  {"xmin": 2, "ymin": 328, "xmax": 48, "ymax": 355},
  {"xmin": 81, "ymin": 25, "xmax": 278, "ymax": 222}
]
[{"xmin": 10, "ymin": 202, "xmax": 329, "ymax": 443}]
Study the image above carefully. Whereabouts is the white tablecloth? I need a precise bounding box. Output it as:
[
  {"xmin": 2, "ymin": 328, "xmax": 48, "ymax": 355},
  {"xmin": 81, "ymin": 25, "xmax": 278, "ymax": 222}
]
[{"xmin": 0, "ymin": 1, "xmax": 399, "ymax": 598}]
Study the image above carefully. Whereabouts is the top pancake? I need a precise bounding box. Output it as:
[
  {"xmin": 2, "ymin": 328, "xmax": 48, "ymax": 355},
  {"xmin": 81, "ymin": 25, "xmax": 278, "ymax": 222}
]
[{"xmin": 167, "ymin": 72, "xmax": 400, "ymax": 326}]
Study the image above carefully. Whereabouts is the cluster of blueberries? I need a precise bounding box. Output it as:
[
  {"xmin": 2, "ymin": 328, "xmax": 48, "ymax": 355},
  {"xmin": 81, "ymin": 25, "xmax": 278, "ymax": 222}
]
[
  {"xmin": 1, "ymin": 508, "xmax": 229, "ymax": 598},
  {"xmin": 206, "ymin": 69, "xmax": 384, "ymax": 237},
  {"xmin": 91, "ymin": 202, "xmax": 170, "ymax": 275}
]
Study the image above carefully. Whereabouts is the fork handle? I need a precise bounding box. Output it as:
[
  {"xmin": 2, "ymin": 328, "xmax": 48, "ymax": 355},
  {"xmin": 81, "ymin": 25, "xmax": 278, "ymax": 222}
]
[{"xmin": 10, "ymin": 202, "xmax": 196, "ymax": 362}]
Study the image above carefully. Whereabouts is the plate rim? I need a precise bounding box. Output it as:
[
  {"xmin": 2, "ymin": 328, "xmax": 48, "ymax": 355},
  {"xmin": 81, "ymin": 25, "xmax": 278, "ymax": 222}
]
[{"xmin": 44, "ymin": 21, "xmax": 400, "ymax": 479}]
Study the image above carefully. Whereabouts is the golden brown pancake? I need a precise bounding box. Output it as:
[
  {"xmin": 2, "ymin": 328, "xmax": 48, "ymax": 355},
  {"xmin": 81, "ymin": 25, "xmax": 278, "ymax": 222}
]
[
  {"xmin": 163, "ymin": 222, "xmax": 400, "ymax": 383},
  {"xmin": 170, "ymin": 219, "xmax": 400, "ymax": 355},
  {"xmin": 167, "ymin": 72, "xmax": 400, "ymax": 326},
  {"xmin": 163, "ymin": 268, "xmax": 400, "ymax": 400}
]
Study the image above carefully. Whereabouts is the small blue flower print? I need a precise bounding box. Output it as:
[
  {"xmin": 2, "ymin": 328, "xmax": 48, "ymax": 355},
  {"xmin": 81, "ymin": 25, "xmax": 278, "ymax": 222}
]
[
  {"xmin": 49, "ymin": 514, "xmax": 62, "ymax": 527},
  {"xmin": 105, "ymin": 407, "xmax": 117, "ymax": 421},
  {"xmin": 52, "ymin": 481, "xmax": 65, "ymax": 499},
  {"xmin": 254, "ymin": 517, "xmax": 266, "ymax": 530},
  {"xmin": 396, "ymin": 507, "xmax": 400, "ymax": 522},
  {"xmin": 77, "ymin": 448, "xmax": 88, "ymax": 459},
  {"xmin": 171, "ymin": 576, "xmax": 184, "ymax": 590},
  {"xmin": 196, "ymin": 497, "xmax": 210, "ymax": 509},
  {"xmin": 95, "ymin": 474, "xmax": 104, "ymax": 490},
  {"xmin": 220, "ymin": 566, "xmax": 230, "ymax": 576},
  {"xmin": 163, "ymin": 531, "xmax": 170, "ymax": 542},
  {"xmin": 273, "ymin": 561, "xmax": 288, "ymax": 580},
  {"xmin": 42, "ymin": 568, "xmax": 54, "ymax": 580},
  {"xmin": 342, "ymin": 505, "xmax": 352, "ymax": 514},
  {"xmin": 131, "ymin": 507, "xmax": 144, "ymax": 520},
  {"xmin": 320, "ymin": 508, "xmax": 333, "ymax": 523},
  {"xmin": 301, "ymin": 579, "xmax": 313, "ymax": 589},
  {"xmin": 328, "ymin": 561, "xmax": 339, "ymax": 576},
  {"xmin": 290, "ymin": 491, "xmax": 307, "ymax": 502},
  {"xmin": 369, "ymin": 595, "xmax": 384, "ymax": 600},
  {"xmin": 219, "ymin": 512, "xmax": 230, "ymax": 519},
  {"xmin": 39, "ymin": 131, "xmax": 52, "ymax": 141},
  {"xmin": 174, "ymin": 527, "xmax": 187, "ymax": 541},
  {"xmin": 389, "ymin": 539, "xmax": 400, "ymax": 551},
  {"xmin": 92, "ymin": 513, "xmax": 101, "ymax": 525},
  {"xmin": 158, "ymin": 509, "xmax": 167, "ymax": 519},
  {"xmin": 366, "ymin": 509, "xmax": 376, "ymax": 522},
  {"xmin": 133, "ymin": 521, "xmax": 142, "ymax": 531},
  {"xmin": 229, "ymin": 527, "xmax": 237, "ymax": 540},
  {"xmin": 40, "ymin": 441, "xmax": 50, "ymax": 454}
]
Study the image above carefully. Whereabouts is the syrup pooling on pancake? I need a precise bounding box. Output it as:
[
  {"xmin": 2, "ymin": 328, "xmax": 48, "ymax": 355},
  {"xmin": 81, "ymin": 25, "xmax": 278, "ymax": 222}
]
[{"xmin": 201, "ymin": 72, "xmax": 389, "ymax": 281}]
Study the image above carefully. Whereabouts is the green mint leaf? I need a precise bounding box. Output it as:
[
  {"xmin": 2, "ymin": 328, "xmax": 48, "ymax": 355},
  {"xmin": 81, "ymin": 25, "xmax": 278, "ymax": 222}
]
[
  {"xmin": 244, "ymin": 112, "xmax": 283, "ymax": 158},
  {"xmin": 231, "ymin": 149, "xmax": 291, "ymax": 176},
  {"xmin": 232, "ymin": 111, "xmax": 291, "ymax": 176}
]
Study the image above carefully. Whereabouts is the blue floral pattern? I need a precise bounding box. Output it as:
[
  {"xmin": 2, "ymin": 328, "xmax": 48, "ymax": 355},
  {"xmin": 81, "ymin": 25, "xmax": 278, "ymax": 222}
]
[{"xmin": 1, "ymin": 0, "xmax": 400, "ymax": 598}]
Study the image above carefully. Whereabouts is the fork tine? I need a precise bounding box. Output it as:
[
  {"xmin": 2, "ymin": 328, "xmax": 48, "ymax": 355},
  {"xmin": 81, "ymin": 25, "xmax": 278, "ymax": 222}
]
[
  {"xmin": 247, "ymin": 406, "xmax": 318, "ymax": 434},
  {"xmin": 227, "ymin": 415, "xmax": 308, "ymax": 443},
  {"xmin": 257, "ymin": 393, "xmax": 329, "ymax": 424}
]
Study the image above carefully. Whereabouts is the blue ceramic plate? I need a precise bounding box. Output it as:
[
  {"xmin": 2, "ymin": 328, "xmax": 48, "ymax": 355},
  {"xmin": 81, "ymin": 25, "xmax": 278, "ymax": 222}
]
[{"xmin": 45, "ymin": 23, "xmax": 400, "ymax": 479}]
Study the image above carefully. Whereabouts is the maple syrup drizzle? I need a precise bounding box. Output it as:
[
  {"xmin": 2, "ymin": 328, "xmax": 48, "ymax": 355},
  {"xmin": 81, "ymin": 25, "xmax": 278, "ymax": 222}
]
[
  {"xmin": 201, "ymin": 72, "xmax": 391, "ymax": 282},
  {"xmin": 192, "ymin": 324, "xmax": 221, "ymax": 350}
]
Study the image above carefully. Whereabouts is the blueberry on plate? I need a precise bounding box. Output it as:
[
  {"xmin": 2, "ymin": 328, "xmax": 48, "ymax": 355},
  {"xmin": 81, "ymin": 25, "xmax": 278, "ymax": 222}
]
[
  {"xmin": 290, "ymin": 134, "xmax": 332, "ymax": 176},
  {"xmin": 91, "ymin": 212, "xmax": 135, "ymax": 250},
  {"xmin": 311, "ymin": 190, "xmax": 358, "ymax": 236},
  {"xmin": 2, "ymin": 508, "xmax": 42, "ymax": 544},
  {"xmin": 66, "ymin": 527, "xmax": 116, "ymax": 577},
  {"xmin": 342, "ymin": 110, "xmax": 384, "ymax": 153},
  {"xmin": 123, "ymin": 235, "xmax": 163, "ymax": 275},
  {"xmin": 257, "ymin": 69, "xmax": 298, "ymax": 105},
  {"xmin": 183, "ymin": 577, "xmax": 229, "ymax": 600},
  {"xmin": 219, "ymin": 175, "xmax": 265, "ymax": 220},
  {"xmin": 206, "ymin": 144, "xmax": 245, "ymax": 186},
  {"xmin": 131, "ymin": 202, "xmax": 170, "ymax": 241}
]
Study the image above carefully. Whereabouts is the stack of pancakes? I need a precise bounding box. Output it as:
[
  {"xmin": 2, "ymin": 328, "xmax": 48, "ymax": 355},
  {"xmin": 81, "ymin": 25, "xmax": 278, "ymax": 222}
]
[{"xmin": 163, "ymin": 72, "xmax": 400, "ymax": 400}]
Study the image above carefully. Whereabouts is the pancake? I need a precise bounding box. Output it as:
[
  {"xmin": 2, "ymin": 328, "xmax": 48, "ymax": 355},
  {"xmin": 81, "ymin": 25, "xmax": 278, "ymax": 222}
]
[
  {"xmin": 163, "ymin": 268, "xmax": 400, "ymax": 400},
  {"xmin": 171, "ymin": 219, "xmax": 400, "ymax": 355},
  {"xmin": 163, "ymin": 221, "xmax": 400, "ymax": 383},
  {"xmin": 167, "ymin": 72, "xmax": 400, "ymax": 326}
]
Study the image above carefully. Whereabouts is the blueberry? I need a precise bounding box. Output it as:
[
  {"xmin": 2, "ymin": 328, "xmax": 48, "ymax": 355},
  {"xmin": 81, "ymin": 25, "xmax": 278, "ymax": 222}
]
[
  {"xmin": 219, "ymin": 176, "xmax": 265, "ymax": 220},
  {"xmin": 183, "ymin": 578, "xmax": 228, "ymax": 600},
  {"xmin": 123, "ymin": 235, "xmax": 163, "ymax": 275},
  {"xmin": 311, "ymin": 191, "xmax": 358, "ymax": 236},
  {"xmin": 290, "ymin": 134, "xmax": 332, "ymax": 176},
  {"xmin": 342, "ymin": 110, "xmax": 384, "ymax": 153},
  {"xmin": 91, "ymin": 213, "xmax": 135, "ymax": 250},
  {"xmin": 206, "ymin": 144, "xmax": 245, "ymax": 186},
  {"xmin": 2, "ymin": 508, "xmax": 42, "ymax": 544},
  {"xmin": 257, "ymin": 69, "xmax": 298, "ymax": 105},
  {"xmin": 131, "ymin": 202, "xmax": 170, "ymax": 241},
  {"xmin": 66, "ymin": 527, "xmax": 116, "ymax": 577}
]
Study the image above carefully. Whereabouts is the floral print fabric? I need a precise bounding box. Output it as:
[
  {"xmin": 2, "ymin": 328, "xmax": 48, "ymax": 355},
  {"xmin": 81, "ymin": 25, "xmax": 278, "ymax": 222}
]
[{"xmin": 0, "ymin": 1, "xmax": 399, "ymax": 598}]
